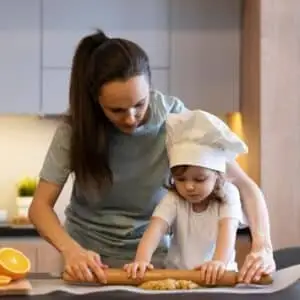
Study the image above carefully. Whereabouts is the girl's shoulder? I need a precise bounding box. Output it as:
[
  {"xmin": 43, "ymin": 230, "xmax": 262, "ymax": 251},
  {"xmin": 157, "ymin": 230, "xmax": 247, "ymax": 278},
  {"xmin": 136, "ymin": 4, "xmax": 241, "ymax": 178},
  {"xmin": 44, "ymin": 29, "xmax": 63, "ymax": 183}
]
[{"xmin": 223, "ymin": 181, "xmax": 241, "ymax": 202}]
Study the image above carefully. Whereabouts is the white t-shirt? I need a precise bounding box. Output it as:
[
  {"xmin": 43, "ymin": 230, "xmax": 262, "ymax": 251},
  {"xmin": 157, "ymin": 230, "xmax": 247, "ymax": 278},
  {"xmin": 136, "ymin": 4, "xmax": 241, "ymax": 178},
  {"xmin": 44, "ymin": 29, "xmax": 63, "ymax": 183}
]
[{"xmin": 152, "ymin": 182, "xmax": 245, "ymax": 271}]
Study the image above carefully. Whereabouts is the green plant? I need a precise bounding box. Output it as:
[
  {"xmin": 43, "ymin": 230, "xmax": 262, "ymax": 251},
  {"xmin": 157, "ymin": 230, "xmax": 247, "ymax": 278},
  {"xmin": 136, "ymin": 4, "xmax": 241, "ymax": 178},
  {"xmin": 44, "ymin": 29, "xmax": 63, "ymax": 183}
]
[{"xmin": 17, "ymin": 177, "xmax": 37, "ymax": 197}]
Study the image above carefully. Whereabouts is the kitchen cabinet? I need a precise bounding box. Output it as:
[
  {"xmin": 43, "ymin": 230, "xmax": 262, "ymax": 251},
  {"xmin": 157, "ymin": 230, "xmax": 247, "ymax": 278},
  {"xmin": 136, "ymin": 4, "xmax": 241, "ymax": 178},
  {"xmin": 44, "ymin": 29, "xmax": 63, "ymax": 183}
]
[
  {"xmin": 0, "ymin": 0, "xmax": 242, "ymax": 116},
  {"xmin": 42, "ymin": 0, "xmax": 170, "ymax": 69},
  {"xmin": 42, "ymin": 69, "xmax": 169, "ymax": 115},
  {"xmin": 40, "ymin": 0, "xmax": 170, "ymax": 114},
  {"xmin": 169, "ymin": 0, "xmax": 241, "ymax": 113},
  {"xmin": 0, "ymin": 239, "xmax": 39, "ymax": 272},
  {"xmin": 36, "ymin": 240, "xmax": 63, "ymax": 274},
  {"xmin": 0, "ymin": 238, "xmax": 62, "ymax": 274},
  {"xmin": 235, "ymin": 233, "xmax": 251, "ymax": 269},
  {"xmin": 0, "ymin": 0, "xmax": 41, "ymax": 114}
]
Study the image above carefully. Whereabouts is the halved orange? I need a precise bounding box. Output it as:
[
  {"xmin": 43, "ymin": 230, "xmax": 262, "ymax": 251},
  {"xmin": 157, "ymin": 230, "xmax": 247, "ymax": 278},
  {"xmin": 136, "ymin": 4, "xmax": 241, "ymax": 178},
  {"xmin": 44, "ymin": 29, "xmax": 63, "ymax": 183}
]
[
  {"xmin": 0, "ymin": 248, "xmax": 31, "ymax": 280},
  {"xmin": 0, "ymin": 275, "xmax": 12, "ymax": 286}
]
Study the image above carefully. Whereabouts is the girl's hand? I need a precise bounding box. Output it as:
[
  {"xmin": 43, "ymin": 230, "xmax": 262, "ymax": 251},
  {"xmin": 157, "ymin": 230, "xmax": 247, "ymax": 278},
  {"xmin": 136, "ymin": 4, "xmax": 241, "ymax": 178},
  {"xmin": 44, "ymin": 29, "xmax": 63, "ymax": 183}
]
[
  {"xmin": 195, "ymin": 260, "xmax": 226, "ymax": 285},
  {"xmin": 238, "ymin": 246, "xmax": 275, "ymax": 284},
  {"xmin": 63, "ymin": 247, "xmax": 108, "ymax": 283},
  {"xmin": 123, "ymin": 261, "xmax": 154, "ymax": 279}
]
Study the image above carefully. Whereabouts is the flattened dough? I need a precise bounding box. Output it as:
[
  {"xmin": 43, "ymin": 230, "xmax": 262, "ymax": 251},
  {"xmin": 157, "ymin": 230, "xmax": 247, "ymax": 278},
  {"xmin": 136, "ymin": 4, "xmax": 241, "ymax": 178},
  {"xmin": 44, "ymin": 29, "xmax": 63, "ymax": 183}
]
[{"xmin": 138, "ymin": 279, "xmax": 199, "ymax": 290}]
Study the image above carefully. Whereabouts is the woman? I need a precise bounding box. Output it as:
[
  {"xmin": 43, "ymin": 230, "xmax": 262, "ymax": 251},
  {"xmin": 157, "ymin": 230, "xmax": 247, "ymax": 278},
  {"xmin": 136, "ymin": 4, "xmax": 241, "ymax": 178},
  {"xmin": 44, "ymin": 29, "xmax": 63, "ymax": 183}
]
[{"xmin": 29, "ymin": 30, "xmax": 275, "ymax": 284}]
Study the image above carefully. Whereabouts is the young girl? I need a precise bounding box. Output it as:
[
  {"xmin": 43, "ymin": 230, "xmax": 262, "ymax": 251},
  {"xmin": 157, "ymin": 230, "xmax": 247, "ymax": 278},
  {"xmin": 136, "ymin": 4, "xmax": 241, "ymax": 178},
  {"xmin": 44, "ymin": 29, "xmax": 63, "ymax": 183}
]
[{"xmin": 124, "ymin": 110, "xmax": 248, "ymax": 285}]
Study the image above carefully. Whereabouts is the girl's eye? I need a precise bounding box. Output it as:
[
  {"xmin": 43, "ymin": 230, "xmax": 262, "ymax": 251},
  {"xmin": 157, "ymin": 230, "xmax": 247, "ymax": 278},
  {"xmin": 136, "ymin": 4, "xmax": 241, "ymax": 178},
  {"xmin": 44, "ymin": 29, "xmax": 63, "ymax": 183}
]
[
  {"xmin": 175, "ymin": 177, "xmax": 185, "ymax": 182},
  {"xmin": 195, "ymin": 178, "xmax": 207, "ymax": 182}
]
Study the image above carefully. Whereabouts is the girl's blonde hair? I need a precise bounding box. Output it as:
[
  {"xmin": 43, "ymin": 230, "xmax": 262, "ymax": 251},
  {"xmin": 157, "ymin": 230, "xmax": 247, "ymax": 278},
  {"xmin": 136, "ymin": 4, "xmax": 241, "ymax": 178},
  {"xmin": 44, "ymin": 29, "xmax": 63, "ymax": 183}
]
[{"xmin": 166, "ymin": 165, "xmax": 226, "ymax": 204}]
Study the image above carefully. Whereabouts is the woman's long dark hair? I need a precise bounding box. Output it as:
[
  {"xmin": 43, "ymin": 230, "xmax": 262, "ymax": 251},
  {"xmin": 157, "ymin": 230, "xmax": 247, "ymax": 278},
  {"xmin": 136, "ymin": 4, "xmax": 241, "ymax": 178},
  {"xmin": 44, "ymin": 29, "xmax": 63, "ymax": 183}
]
[{"xmin": 67, "ymin": 30, "xmax": 151, "ymax": 189}]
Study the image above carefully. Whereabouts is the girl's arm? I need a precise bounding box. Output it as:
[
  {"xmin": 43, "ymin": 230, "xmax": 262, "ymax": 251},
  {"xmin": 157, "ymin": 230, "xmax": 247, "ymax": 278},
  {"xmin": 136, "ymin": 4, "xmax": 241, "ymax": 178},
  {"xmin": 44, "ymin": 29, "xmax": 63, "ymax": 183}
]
[{"xmin": 134, "ymin": 217, "xmax": 169, "ymax": 262}]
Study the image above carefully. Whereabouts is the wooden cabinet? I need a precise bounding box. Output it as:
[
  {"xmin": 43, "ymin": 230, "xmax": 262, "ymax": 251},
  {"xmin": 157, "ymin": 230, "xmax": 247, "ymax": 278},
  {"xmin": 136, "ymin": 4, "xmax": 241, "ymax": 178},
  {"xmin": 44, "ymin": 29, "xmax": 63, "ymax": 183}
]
[
  {"xmin": 235, "ymin": 234, "xmax": 251, "ymax": 269},
  {"xmin": 0, "ymin": 0, "xmax": 41, "ymax": 114}
]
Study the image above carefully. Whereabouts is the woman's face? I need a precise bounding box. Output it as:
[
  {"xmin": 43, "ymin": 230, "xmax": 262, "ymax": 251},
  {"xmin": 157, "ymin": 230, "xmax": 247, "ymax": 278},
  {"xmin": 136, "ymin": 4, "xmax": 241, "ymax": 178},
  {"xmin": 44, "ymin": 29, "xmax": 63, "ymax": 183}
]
[{"xmin": 99, "ymin": 75, "xmax": 150, "ymax": 134}]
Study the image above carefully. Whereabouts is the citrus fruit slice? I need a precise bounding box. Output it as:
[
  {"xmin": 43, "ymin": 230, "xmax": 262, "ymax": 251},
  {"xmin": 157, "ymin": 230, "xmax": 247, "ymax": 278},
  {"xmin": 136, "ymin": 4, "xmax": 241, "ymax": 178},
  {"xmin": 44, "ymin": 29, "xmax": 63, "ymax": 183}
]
[
  {"xmin": 0, "ymin": 275, "xmax": 12, "ymax": 286},
  {"xmin": 0, "ymin": 248, "xmax": 31, "ymax": 280}
]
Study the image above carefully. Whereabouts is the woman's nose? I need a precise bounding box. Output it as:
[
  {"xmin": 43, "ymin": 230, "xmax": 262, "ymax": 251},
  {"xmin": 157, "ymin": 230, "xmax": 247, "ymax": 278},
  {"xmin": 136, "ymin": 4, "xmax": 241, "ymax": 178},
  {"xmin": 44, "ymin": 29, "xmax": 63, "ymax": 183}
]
[{"xmin": 124, "ymin": 109, "xmax": 136, "ymax": 126}]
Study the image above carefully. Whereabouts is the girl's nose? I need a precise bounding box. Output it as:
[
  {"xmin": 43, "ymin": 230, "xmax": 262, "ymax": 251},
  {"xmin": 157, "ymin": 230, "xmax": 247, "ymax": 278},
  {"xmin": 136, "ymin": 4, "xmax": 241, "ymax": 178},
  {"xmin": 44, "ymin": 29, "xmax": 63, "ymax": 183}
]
[{"xmin": 185, "ymin": 182, "xmax": 195, "ymax": 191}]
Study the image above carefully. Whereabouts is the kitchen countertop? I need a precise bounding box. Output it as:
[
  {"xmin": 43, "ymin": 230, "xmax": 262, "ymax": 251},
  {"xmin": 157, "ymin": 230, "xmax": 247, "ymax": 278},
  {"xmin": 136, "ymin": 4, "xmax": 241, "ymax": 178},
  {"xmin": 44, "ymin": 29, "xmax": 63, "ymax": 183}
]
[
  {"xmin": 5, "ymin": 265, "xmax": 300, "ymax": 300},
  {"xmin": 0, "ymin": 223, "xmax": 40, "ymax": 237},
  {"xmin": 0, "ymin": 223, "xmax": 251, "ymax": 238}
]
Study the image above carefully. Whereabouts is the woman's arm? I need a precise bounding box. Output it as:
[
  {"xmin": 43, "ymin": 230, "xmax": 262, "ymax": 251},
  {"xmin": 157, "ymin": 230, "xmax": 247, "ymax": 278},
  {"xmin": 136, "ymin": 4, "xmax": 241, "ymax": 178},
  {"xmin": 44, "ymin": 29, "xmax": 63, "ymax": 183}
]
[
  {"xmin": 226, "ymin": 161, "xmax": 272, "ymax": 249},
  {"xmin": 134, "ymin": 217, "xmax": 169, "ymax": 262},
  {"xmin": 212, "ymin": 218, "xmax": 239, "ymax": 263},
  {"xmin": 29, "ymin": 179, "xmax": 82, "ymax": 254},
  {"xmin": 226, "ymin": 161, "xmax": 275, "ymax": 283},
  {"xmin": 29, "ymin": 179, "xmax": 107, "ymax": 282}
]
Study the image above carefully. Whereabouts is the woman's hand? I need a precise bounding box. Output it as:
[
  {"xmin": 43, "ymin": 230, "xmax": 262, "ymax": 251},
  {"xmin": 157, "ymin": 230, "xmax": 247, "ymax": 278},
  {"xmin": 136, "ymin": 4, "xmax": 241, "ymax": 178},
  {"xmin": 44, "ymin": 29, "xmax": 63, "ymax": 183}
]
[
  {"xmin": 195, "ymin": 260, "xmax": 226, "ymax": 285},
  {"xmin": 63, "ymin": 247, "xmax": 108, "ymax": 283},
  {"xmin": 123, "ymin": 261, "xmax": 154, "ymax": 279},
  {"xmin": 238, "ymin": 246, "xmax": 276, "ymax": 284}
]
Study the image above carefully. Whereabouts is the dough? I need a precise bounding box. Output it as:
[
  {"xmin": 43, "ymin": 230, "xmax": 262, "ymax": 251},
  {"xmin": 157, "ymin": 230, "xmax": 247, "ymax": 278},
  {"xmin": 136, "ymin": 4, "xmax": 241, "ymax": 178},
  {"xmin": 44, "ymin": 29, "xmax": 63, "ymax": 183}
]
[{"xmin": 138, "ymin": 279, "xmax": 199, "ymax": 290}]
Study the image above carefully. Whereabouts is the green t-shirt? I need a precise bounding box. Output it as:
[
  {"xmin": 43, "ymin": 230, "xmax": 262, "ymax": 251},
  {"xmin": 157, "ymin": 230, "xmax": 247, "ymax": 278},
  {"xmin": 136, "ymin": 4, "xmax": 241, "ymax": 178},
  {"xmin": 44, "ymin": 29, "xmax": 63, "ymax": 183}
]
[{"xmin": 39, "ymin": 90, "xmax": 185, "ymax": 262}]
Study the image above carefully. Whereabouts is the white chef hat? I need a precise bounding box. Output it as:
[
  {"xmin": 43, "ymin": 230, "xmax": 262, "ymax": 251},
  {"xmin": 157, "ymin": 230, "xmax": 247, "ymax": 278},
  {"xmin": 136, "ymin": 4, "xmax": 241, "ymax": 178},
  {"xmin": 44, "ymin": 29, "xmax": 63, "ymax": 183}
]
[{"xmin": 166, "ymin": 110, "xmax": 248, "ymax": 173}]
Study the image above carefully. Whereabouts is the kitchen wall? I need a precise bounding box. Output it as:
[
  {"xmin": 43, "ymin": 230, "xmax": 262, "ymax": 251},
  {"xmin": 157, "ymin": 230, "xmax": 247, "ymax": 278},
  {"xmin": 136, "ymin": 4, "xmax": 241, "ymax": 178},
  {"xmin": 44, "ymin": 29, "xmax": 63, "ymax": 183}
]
[
  {"xmin": 0, "ymin": 0, "xmax": 242, "ymax": 221},
  {"xmin": 0, "ymin": 116, "xmax": 73, "ymax": 221}
]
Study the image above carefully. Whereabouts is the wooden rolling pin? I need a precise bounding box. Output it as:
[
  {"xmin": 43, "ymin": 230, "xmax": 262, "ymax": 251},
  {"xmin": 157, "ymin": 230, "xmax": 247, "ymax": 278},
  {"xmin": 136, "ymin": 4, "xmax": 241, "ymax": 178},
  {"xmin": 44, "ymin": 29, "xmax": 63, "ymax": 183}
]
[{"xmin": 62, "ymin": 268, "xmax": 273, "ymax": 287}]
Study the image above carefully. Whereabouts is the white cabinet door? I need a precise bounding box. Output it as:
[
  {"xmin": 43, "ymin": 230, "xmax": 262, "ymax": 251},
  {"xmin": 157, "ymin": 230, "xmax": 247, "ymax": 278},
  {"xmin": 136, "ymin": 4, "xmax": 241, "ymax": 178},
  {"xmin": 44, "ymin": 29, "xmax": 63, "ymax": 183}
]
[
  {"xmin": 41, "ymin": 0, "xmax": 170, "ymax": 115},
  {"xmin": 0, "ymin": 0, "xmax": 41, "ymax": 114},
  {"xmin": 169, "ymin": 0, "xmax": 241, "ymax": 113},
  {"xmin": 42, "ymin": 69, "xmax": 70, "ymax": 115},
  {"xmin": 42, "ymin": 69, "xmax": 169, "ymax": 115},
  {"xmin": 42, "ymin": 0, "xmax": 170, "ymax": 69}
]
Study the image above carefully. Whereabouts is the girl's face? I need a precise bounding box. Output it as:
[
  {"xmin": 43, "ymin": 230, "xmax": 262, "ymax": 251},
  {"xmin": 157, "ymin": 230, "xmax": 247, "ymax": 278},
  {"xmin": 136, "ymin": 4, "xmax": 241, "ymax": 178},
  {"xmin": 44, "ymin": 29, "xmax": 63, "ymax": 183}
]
[
  {"xmin": 99, "ymin": 75, "xmax": 150, "ymax": 134},
  {"xmin": 172, "ymin": 166, "xmax": 218, "ymax": 204}
]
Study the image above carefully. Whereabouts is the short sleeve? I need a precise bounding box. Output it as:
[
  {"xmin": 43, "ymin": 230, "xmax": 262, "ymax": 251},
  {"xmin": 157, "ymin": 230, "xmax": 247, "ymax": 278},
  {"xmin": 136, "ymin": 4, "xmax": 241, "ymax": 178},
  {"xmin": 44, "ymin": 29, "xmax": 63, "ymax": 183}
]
[
  {"xmin": 39, "ymin": 122, "xmax": 71, "ymax": 185},
  {"xmin": 169, "ymin": 96, "xmax": 189, "ymax": 114},
  {"xmin": 152, "ymin": 192, "xmax": 178, "ymax": 226},
  {"xmin": 219, "ymin": 182, "xmax": 244, "ymax": 223}
]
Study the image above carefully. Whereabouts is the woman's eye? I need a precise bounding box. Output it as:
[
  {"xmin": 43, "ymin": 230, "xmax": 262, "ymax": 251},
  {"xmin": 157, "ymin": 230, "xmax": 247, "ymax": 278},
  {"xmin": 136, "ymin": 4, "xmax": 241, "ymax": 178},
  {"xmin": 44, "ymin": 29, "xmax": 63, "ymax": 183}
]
[
  {"xmin": 135, "ymin": 101, "xmax": 144, "ymax": 108},
  {"xmin": 111, "ymin": 108, "xmax": 124, "ymax": 113}
]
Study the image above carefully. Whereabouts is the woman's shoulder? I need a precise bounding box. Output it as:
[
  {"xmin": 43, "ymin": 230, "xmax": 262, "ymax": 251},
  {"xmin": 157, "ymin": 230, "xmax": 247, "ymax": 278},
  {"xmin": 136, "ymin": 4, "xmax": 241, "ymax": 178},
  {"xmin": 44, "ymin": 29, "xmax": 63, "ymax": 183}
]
[
  {"xmin": 51, "ymin": 120, "xmax": 72, "ymax": 150},
  {"xmin": 150, "ymin": 89, "xmax": 187, "ymax": 117}
]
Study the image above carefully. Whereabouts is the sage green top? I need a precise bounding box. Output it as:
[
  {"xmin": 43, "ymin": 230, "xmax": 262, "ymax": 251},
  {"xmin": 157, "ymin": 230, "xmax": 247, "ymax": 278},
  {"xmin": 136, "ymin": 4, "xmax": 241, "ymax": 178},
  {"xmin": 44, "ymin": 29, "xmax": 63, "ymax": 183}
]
[{"xmin": 39, "ymin": 90, "xmax": 185, "ymax": 266}]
